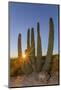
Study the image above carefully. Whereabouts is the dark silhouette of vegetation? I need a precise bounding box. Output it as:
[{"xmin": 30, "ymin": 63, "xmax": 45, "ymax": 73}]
[
  {"xmin": 36, "ymin": 22, "xmax": 42, "ymax": 72},
  {"xmin": 42, "ymin": 18, "xmax": 54, "ymax": 73},
  {"xmin": 10, "ymin": 18, "xmax": 58, "ymax": 80}
]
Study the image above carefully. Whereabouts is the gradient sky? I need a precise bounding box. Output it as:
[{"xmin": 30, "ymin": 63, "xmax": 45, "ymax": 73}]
[{"xmin": 9, "ymin": 2, "xmax": 59, "ymax": 58}]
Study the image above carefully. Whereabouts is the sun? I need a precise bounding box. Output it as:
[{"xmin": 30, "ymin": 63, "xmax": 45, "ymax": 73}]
[{"xmin": 22, "ymin": 53, "xmax": 26, "ymax": 58}]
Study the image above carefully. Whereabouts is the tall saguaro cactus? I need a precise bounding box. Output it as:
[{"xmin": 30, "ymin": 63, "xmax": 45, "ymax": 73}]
[
  {"xmin": 27, "ymin": 28, "xmax": 30, "ymax": 49},
  {"xmin": 42, "ymin": 18, "xmax": 54, "ymax": 73},
  {"xmin": 18, "ymin": 33, "xmax": 22, "ymax": 58},
  {"xmin": 30, "ymin": 27, "xmax": 35, "ymax": 71},
  {"xmin": 27, "ymin": 28, "xmax": 31, "ymax": 57},
  {"xmin": 36, "ymin": 22, "xmax": 42, "ymax": 72}
]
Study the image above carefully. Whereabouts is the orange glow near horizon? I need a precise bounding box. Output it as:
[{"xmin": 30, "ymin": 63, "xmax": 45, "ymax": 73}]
[{"xmin": 22, "ymin": 53, "xmax": 26, "ymax": 59}]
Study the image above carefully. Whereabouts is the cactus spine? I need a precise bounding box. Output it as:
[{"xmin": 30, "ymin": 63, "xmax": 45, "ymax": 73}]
[{"xmin": 42, "ymin": 18, "xmax": 54, "ymax": 73}]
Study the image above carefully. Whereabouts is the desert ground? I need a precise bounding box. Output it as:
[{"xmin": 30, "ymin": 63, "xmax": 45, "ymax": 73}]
[{"xmin": 9, "ymin": 55, "xmax": 59, "ymax": 88}]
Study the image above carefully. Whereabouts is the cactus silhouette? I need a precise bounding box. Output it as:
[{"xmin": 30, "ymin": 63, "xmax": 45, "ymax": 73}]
[
  {"xmin": 27, "ymin": 28, "xmax": 30, "ymax": 49},
  {"xmin": 36, "ymin": 22, "xmax": 42, "ymax": 72},
  {"xmin": 18, "ymin": 33, "xmax": 22, "ymax": 58},
  {"xmin": 42, "ymin": 18, "xmax": 54, "ymax": 73},
  {"xmin": 30, "ymin": 27, "xmax": 36, "ymax": 71},
  {"xmin": 27, "ymin": 28, "xmax": 31, "ymax": 57}
]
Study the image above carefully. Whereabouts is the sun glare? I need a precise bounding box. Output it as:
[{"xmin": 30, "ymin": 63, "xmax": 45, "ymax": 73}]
[{"xmin": 22, "ymin": 53, "xmax": 26, "ymax": 58}]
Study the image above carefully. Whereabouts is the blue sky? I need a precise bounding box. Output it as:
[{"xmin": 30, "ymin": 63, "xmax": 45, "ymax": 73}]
[{"xmin": 9, "ymin": 2, "xmax": 59, "ymax": 58}]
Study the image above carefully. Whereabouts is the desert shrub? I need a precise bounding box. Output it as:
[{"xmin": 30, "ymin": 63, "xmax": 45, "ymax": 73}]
[
  {"xmin": 21, "ymin": 59, "xmax": 33, "ymax": 75},
  {"xmin": 51, "ymin": 55, "xmax": 59, "ymax": 73},
  {"xmin": 10, "ymin": 58, "xmax": 24, "ymax": 76}
]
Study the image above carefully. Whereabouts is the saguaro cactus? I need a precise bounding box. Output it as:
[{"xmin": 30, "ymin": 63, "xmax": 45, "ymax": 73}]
[
  {"xmin": 27, "ymin": 28, "xmax": 31, "ymax": 57},
  {"xmin": 27, "ymin": 28, "xmax": 30, "ymax": 49},
  {"xmin": 42, "ymin": 18, "xmax": 54, "ymax": 73},
  {"xmin": 36, "ymin": 22, "xmax": 42, "ymax": 72},
  {"xmin": 30, "ymin": 27, "xmax": 35, "ymax": 70},
  {"xmin": 18, "ymin": 33, "xmax": 22, "ymax": 58}
]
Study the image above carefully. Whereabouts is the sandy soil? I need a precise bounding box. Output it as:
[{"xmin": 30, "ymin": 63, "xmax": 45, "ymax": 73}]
[{"xmin": 9, "ymin": 71, "xmax": 59, "ymax": 88}]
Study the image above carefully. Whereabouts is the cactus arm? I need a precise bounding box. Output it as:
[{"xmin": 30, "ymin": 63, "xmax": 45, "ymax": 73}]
[{"xmin": 42, "ymin": 18, "xmax": 54, "ymax": 73}]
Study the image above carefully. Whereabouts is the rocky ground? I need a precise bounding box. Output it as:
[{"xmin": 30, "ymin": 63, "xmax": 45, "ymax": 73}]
[{"xmin": 9, "ymin": 71, "xmax": 59, "ymax": 88}]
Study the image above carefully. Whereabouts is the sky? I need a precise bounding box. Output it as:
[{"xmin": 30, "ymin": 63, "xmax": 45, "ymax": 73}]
[{"xmin": 9, "ymin": 2, "xmax": 59, "ymax": 58}]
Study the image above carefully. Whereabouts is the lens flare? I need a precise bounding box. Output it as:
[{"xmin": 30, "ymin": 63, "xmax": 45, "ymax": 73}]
[{"xmin": 22, "ymin": 53, "xmax": 26, "ymax": 58}]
